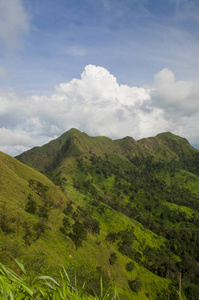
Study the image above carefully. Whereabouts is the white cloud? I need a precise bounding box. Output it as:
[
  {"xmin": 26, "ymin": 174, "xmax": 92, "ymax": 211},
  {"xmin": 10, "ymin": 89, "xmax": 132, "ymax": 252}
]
[
  {"xmin": 151, "ymin": 68, "xmax": 199, "ymax": 116},
  {"xmin": 0, "ymin": 127, "xmax": 33, "ymax": 156},
  {"xmin": 0, "ymin": 65, "xmax": 199, "ymax": 156},
  {"xmin": 0, "ymin": 0, "xmax": 30, "ymax": 52}
]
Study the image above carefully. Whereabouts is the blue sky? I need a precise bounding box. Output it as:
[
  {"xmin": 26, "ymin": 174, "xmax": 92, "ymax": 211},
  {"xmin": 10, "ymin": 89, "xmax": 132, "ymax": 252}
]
[{"xmin": 0, "ymin": 0, "xmax": 199, "ymax": 155}]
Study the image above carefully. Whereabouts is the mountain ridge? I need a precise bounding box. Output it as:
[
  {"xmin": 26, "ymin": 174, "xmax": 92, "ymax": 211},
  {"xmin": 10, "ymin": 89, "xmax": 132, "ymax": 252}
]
[
  {"xmin": 2, "ymin": 128, "xmax": 199, "ymax": 299},
  {"xmin": 16, "ymin": 129, "xmax": 198, "ymax": 177}
]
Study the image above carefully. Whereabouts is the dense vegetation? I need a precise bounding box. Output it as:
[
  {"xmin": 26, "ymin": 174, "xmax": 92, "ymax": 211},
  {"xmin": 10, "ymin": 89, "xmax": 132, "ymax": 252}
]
[{"xmin": 1, "ymin": 128, "xmax": 199, "ymax": 299}]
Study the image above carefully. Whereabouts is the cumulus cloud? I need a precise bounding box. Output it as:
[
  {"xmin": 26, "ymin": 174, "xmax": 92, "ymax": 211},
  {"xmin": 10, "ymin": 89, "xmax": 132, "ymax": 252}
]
[
  {"xmin": 0, "ymin": 127, "xmax": 33, "ymax": 155},
  {"xmin": 0, "ymin": 65, "xmax": 199, "ymax": 156},
  {"xmin": 151, "ymin": 68, "xmax": 199, "ymax": 116},
  {"xmin": 0, "ymin": 0, "xmax": 30, "ymax": 52}
]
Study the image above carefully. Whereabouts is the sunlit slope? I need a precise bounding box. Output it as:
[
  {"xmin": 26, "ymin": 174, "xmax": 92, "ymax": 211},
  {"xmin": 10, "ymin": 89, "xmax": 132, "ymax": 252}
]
[
  {"xmin": 16, "ymin": 129, "xmax": 199, "ymax": 173},
  {"xmin": 0, "ymin": 151, "xmax": 65, "ymax": 206},
  {"xmin": 0, "ymin": 151, "xmax": 69, "ymax": 267},
  {"xmin": 16, "ymin": 128, "xmax": 119, "ymax": 172},
  {"xmin": 14, "ymin": 129, "xmax": 199, "ymax": 299},
  {"xmin": 138, "ymin": 131, "xmax": 197, "ymax": 160},
  {"xmin": 0, "ymin": 151, "xmax": 171, "ymax": 300}
]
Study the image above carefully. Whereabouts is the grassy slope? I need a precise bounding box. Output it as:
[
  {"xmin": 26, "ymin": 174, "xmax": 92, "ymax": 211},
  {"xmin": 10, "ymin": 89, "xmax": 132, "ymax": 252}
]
[
  {"xmin": 13, "ymin": 129, "xmax": 199, "ymax": 299},
  {"xmin": 0, "ymin": 151, "xmax": 68, "ymax": 266},
  {"xmin": 0, "ymin": 151, "xmax": 170, "ymax": 300}
]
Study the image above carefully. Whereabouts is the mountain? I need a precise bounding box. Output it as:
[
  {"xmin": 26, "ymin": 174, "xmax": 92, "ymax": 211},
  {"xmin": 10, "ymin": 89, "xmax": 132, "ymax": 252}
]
[
  {"xmin": 3, "ymin": 129, "xmax": 199, "ymax": 299},
  {"xmin": 1, "ymin": 149, "xmax": 169, "ymax": 300},
  {"xmin": 16, "ymin": 129, "xmax": 199, "ymax": 186}
]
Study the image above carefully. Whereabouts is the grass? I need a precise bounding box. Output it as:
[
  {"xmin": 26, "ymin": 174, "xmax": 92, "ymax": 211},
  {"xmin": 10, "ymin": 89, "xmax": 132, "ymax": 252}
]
[{"xmin": 0, "ymin": 260, "xmax": 120, "ymax": 300}]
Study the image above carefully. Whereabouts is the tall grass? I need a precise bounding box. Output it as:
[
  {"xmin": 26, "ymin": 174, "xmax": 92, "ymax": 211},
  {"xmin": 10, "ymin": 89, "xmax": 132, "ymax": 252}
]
[{"xmin": 0, "ymin": 260, "xmax": 119, "ymax": 300}]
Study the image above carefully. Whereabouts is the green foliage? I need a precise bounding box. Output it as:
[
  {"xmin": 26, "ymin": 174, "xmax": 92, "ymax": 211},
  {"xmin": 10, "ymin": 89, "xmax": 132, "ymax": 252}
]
[
  {"xmin": 184, "ymin": 283, "xmax": 199, "ymax": 300},
  {"xmin": 25, "ymin": 194, "xmax": 37, "ymax": 214},
  {"xmin": 38, "ymin": 205, "xmax": 49, "ymax": 220},
  {"xmin": 29, "ymin": 179, "xmax": 49, "ymax": 197},
  {"xmin": 117, "ymin": 228, "xmax": 136, "ymax": 258},
  {"xmin": 69, "ymin": 220, "xmax": 87, "ymax": 250},
  {"xmin": 128, "ymin": 277, "xmax": 142, "ymax": 293},
  {"xmin": 22, "ymin": 221, "xmax": 32, "ymax": 248},
  {"xmin": 109, "ymin": 252, "xmax": 117, "ymax": 265},
  {"xmin": 126, "ymin": 261, "xmax": 135, "ymax": 272},
  {"xmin": 33, "ymin": 219, "xmax": 49, "ymax": 241},
  {"xmin": 63, "ymin": 201, "xmax": 73, "ymax": 215},
  {"xmin": 60, "ymin": 216, "xmax": 71, "ymax": 236},
  {"xmin": 0, "ymin": 261, "xmax": 120, "ymax": 300},
  {"xmin": 105, "ymin": 232, "xmax": 118, "ymax": 245},
  {"xmin": 83, "ymin": 217, "xmax": 100, "ymax": 235},
  {"xmin": 62, "ymin": 216, "xmax": 71, "ymax": 227}
]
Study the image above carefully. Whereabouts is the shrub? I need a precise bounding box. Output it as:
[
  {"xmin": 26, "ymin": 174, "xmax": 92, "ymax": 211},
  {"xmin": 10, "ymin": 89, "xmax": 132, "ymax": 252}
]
[
  {"xmin": 128, "ymin": 276, "xmax": 142, "ymax": 293},
  {"xmin": 126, "ymin": 261, "xmax": 135, "ymax": 272},
  {"xmin": 25, "ymin": 194, "xmax": 37, "ymax": 214},
  {"xmin": 109, "ymin": 252, "xmax": 117, "ymax": 265}
]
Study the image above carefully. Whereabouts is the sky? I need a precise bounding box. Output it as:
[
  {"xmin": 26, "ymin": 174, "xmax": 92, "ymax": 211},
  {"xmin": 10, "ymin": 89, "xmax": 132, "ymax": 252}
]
[{"xmin": 1, "ymin": 0, "xmax": 199, "ymax": 156}]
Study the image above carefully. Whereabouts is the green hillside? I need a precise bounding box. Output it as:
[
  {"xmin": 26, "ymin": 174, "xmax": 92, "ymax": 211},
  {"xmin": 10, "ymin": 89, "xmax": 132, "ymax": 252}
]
[
  {"xmin": 0, "ymin": 151, "xmax": 169, "ymax": 300},
  {"xmin": 0, "ymin": 151, "xmax": 169, "ymax": 299},
  {"xmin": 2, "ymin": 129, "xmax": 199, "ymax": 299}
]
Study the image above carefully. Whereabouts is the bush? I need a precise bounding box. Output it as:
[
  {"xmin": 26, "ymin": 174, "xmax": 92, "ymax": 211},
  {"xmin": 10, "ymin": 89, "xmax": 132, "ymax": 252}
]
[
  {"xmin": 128, "ymin": 276, "xmax": 142, "ymax": 293},
  {"xmin": 109, "ymin": 252, "xmax": 117, "ymax": 265},
  {"xmin": 126, "ymin": 261, "xmax": 135, "ymax": 272},
  {"xmin": 83, "ymin": 217, "xmax": 100, "ymax": 235}
]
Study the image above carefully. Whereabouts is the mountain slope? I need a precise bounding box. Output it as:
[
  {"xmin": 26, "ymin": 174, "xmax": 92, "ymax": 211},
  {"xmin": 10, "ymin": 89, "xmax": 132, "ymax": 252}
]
[
  {"xmin": 0, "ymin": 151, "xmax": 69, "ymax": 264},
  {"xmin": 16, "ymin": 129, "xmax": 198, "ymax": 168},
  {"xmin": 12, "ymin": 129, "xmax": 199, "ymax": 298},
  {"xmin": 0, "ymin": 150, "xmax": 171, "ymax": 300},
  {"xmin": 16, "ymin": 128, "xmax": 117, "ymax": 170}
]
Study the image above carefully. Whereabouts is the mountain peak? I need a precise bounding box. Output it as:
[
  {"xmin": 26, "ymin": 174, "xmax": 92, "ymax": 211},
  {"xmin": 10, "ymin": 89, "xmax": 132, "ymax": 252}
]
[{"xmin": 16, "ymin": 128, "xmax": 198, "ymax": 175}]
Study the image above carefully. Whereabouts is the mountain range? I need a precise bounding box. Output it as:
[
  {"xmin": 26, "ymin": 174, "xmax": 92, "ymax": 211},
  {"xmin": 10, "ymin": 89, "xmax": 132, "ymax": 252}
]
[{"xmin": 1, "ymin": 128, "xmax": 199, "ymax": 299}]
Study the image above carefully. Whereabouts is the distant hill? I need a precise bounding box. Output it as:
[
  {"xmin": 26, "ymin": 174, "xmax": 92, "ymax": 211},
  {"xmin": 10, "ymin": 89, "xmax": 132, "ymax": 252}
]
[{"xmin": 3, "ymin": 129, "xmax": 199, "ymax": 299}]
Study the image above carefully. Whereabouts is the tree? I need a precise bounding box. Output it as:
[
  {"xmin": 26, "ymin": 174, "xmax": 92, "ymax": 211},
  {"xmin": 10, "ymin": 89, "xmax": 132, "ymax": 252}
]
[
  {"xmin": 83, "ymin": 217, "xmax": 100, "ymax": 235},
  {"xmin": 33, "ymin": 220, "xmax": 48, "ymax": 241},
  {"xmin": 105, "ymin": 232, "xmax": 117, "ymax": 245},
  {"xmin": 38, "ymin": 205, "xmax": 49, "ymax": 220},
  {"xmin": 126, "ymin": 261, "xmax": 135, "ymax": 272},
  {"xmin": 60, "ymin": 216, "xmax": 71, "ymax": 236},
  {"xmin": 118, "ymin": 229, "xmax": 135, "ymax": 257},
  {"xmin": 22, "ymin": 221, "xmax": 32, "ymax": 249},
  {"xmin": 69, "ymin": 221, "xmax": 87, "ymax": 250},
  {"xmin": 29, "ymin": 179, "xmax": 49, "ymax": 197},
  {"xmin": 25, "ymin": 194, "xmax": 37, "ymax": 214},
  {"xmin": 63, "ymin": 201, "xmax": 73, "ymax": 215},
  {"xmin": 128, "ymin": 277, "xmax": 142, "ymax": 293}
]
